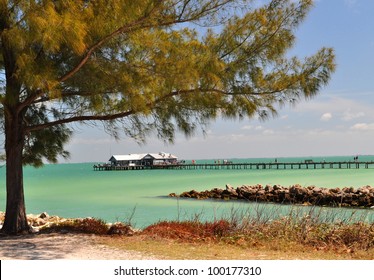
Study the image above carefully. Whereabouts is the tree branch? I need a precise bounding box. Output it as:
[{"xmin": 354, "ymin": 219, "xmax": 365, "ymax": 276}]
[
  {"xmin": 58, "ymin": 20, "xmax": 151, "ymax": 84},
  {"xmin": 25, "ymin": 109, "xmax": 135, "ymax": 132},
  {"xmin": 18, "ymin": 1, "xmax": 237, "ymax": 110},
  {"xmin": 25, "ymin": 83, "xmax": 290, "ymax": 133}
]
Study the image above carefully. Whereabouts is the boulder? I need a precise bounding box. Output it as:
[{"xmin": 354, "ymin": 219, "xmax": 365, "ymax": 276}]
[
  {"xmin": 226, "ymin": 184, "xmax": 235, "ymax": 191},
  {"xmin": 224, "ymin": 184, "xmax": 238, "ymax": 197},
  {"xmin": 39, "ymin": 212, "xmax": 50, "ymax": 219}
]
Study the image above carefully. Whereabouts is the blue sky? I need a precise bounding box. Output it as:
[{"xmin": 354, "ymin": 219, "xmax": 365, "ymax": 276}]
[{"xmin": 64, "ymin": 0, "xmax": 374, "ymax": 163}]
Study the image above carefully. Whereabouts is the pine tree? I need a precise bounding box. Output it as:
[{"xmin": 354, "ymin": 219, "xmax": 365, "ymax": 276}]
[{"xmin": 0, "ymin": 0, "xmax": 335, "ymax": 234}]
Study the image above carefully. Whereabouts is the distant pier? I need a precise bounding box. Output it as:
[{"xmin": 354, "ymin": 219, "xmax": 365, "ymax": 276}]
[{"xmin": 93, "ymin": 161, "xmax": 374, "ymax": 171}]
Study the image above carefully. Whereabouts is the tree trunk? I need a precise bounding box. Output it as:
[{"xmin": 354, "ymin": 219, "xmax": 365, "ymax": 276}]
[
  {"xmin": 1, "ymin": 10, "xmax": 30, "ymax": 235},
  {"xmin": 1, "ymin": 109, "xmax": 31, "ymax": 235}
]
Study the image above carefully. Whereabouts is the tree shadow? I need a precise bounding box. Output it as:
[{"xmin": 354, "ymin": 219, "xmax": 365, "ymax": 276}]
[{"xmin": 0, "ymin": 233, "xmax": 83, "ymax": 260}]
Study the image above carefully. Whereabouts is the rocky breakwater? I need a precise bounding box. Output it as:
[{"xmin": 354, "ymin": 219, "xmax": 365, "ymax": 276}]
[{"xmin": 169, "ymin": 184, "xmax": 374, "ymax": 208}]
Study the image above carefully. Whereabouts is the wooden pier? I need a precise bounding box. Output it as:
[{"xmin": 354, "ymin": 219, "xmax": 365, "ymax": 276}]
[{"xmin": 93, "ymin": 161, "xmax": 374, "ymax": 171}]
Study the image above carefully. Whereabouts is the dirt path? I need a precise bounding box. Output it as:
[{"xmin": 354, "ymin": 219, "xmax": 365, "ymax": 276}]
[{"xmin": 0, "ymin": 233, "xmax": 156, "ymax": 260}]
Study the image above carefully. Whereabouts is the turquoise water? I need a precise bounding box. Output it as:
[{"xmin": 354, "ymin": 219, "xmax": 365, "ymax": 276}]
[{"xmin": 0, "ymin": 155, "xmax": 373, "ymax": 228}]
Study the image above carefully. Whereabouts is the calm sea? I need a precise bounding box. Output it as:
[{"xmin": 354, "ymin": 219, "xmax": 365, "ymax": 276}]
[{"xmin": 1, "ymin": 155, "xmax": 373, "ymax": 228}]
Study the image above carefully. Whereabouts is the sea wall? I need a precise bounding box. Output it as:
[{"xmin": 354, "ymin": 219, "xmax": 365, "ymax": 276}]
[{"xmin": 169, "ymin": 184, "xmax": 374, "ymax": 208}]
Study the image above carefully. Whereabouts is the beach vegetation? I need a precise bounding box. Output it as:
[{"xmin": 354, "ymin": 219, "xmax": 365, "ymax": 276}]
[
  {"xmin": 30, "ymin": 208, "xmax": 374, "ymax": 259},
  {"xmin": 140, "ymin": 207, "xmax": 374, "ymax": 253},
  {"xmin": 1, "ymin": 207, "xmax": 372, "ymax": 259},
  {"xmin": 33, "ymin": 207, "xmax": 374, "ymax": 259},
  {"xmin": 40, "ymin": 217, "xmax": 109, "ymax": 235},
  {"xmin": 132, "ymin": 208, "xmax": 373, "ymax": 259},
  {"xmin": 0, "ymin": 0, "xmax": 335, "ymax": 235}
]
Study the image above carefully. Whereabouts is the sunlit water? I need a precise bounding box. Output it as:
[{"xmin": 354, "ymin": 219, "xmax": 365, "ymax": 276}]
[{"xmin": 0, "ymin": 155, "xmax": 373, "ymax": 228}]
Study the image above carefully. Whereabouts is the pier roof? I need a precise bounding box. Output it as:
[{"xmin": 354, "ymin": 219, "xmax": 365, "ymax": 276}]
[
  {"xmin": 147, "ymin": 152, "xmax": 178, "ymax": 160},
  {"xmin": 109, "ymin": 154, "xmax": 146, "ymax": 161},
  {"xmin": 109, "ymin": 152, "xmax": 177, "ymax": 162}
]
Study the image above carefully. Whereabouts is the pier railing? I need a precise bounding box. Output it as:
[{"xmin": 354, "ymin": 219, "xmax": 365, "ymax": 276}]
[{"xmin": 93, "ymin": 161, "xmax": 374, "ymax": 171}]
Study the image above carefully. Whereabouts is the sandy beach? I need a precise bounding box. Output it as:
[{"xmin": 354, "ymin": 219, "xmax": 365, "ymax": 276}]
[{"xmin": 0, "ymin": 233, "xmax": 156, "ymax": 260}]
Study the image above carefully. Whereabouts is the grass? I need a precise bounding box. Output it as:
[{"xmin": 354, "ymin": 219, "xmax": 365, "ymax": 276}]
[
  {"xmin": 97, "ymin": 235, "xmax": 370, "ymax": 260},
  {"xmin": 37, "ymin": 206, "xmax": 374, "ymax": 259}
]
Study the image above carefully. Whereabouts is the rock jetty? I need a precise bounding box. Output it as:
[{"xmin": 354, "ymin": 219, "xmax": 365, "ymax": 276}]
[{"xmin": 169, "ymin": 184, "xmax": 374, "ymax": 208}]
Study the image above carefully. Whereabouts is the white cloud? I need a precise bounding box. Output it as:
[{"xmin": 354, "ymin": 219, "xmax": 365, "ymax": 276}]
[
  {"xmin": 293, "ymin": 96, "xmax": 374, "ymax": 124},
  {"xmin": 320, "ymin": 113, "xmax": 332, "ymax": 121},
  {"xmin": 342, "ymin": 110, "xmax": 365, "ymax": 121},
  {"xmin": 263, "ymin": 129, "xmax": 275, "ymax": 135},
  {"xmin": 295, "ymin": 96, "xmax": 371, "ymax": 114},
  {"xmin": 350, "ymin": 123, "xmax": 374, "ymax": 131},
  {"xmin": 241, "ymin": 125, "xmax": 252, "ymax": 130}
]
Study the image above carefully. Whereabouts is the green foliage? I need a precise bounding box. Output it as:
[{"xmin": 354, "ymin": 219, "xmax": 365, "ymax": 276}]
[
  {"xmin": 0, "ymin": 0, "xmax": 335, "ymax": 164},
  {"xmin": 21, "ymin": 104, "xmax": 72, "ymax": 167}
]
